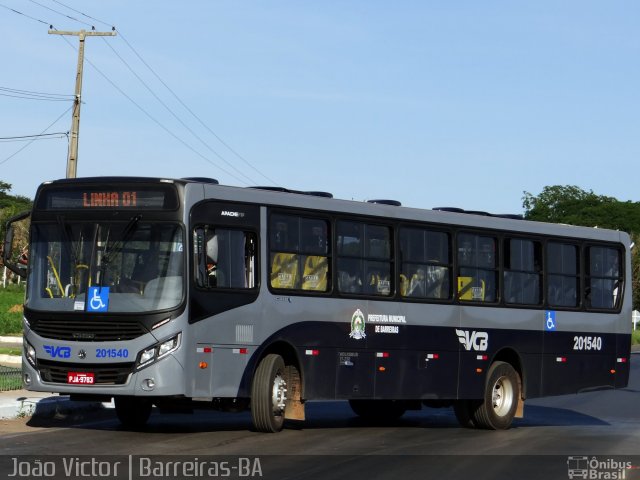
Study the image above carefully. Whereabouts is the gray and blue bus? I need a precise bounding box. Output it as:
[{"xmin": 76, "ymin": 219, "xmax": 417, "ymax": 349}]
[{"xmin": 3, "ymin": 177, "xmax": 632, "ymax": 431}]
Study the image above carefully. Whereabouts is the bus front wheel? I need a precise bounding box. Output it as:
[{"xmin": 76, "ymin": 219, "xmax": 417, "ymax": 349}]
[
  {"xmin": 114, "ymin": 396, "xmax": 152, "ymax": 429},
  {"xmin": 251, "ymin": 354, "xmax": 287, "ymax": 433},
  {"xmin": 473, "ymin": 361, "xmax": 520, "ymax": 430}
]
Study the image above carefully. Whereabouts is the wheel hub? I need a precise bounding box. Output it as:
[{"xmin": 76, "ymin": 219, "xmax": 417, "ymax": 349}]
[
  {"xmin": 272, "ymin": 374, "xmax": 287, "ymax": 414},
  {"xmin": 491, "ymin": 375, "xmax": 514, "ymax": 417}
]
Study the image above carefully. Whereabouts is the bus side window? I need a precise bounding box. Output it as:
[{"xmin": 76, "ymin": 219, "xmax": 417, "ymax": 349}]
[
  {"xmin": 399, "ymin": 227, "xmax": 451, "ymax": 300},
  {"xmin": 269, "ymin": 213, "xmax": 330, "ymax": 292},
  {"xmin": 457, "ymin": 233, "xmax": 497, "ymax": 302},
  {"xmin": 547, "ymin": 242, "xmax": 579, "ymax": 308},
  {"xmin": 504, "ymin": 238, "xmax": 542, "ymax": 306},
  {"xmin": 587, "ymin": 246, "xmax": 622, "ymax": 310},
  {"xmin": 195, "ymin": 227, "xmax": 256, "ymax": 290},
  {"xmin": 299, "ymin": 218, "xmax": 329, "ymax": 291}
]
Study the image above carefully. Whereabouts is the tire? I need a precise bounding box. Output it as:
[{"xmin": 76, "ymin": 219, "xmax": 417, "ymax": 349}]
[
  {"xmin": 349, "ymin": 399, "xmax": 407, "ymax": 421},
  {"xmin": 251, "ymin": 354, "xmax": 287, "ymax": 433},
  {"xmin": 114, "ymin": 396, "xmax": 152, "ymax": 429},
  {"xmin": 453, "ymin": 399, "xmax": 478, "ymax": 428},
  {"xmin": 472, "ymin": 361, "xmax": 520, "ymax": 430}
]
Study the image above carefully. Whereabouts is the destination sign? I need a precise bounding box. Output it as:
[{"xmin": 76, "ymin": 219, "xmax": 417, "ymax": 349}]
[
  {"xmin": 82, "ymin": 191, "xmax": 142, "ymax": 208},
  {"xmin": 37, "ymin": 185, "xmax": 178, "ymax": 210}
]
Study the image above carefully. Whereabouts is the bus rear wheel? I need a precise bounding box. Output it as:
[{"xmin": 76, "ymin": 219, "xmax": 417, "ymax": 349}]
[
  {"xmin": 349, "ymin": 399, "xmax": 407, "ymax": 421},
  {"xmin": 473, "ymin": 361, "xmax": 520, "ymax": 430},
  {"xmin": 251, "ymin": 354, "xmax": 288, "ymax": 433},
  {"xmin": 114, "ymin": 396, "xmax": 152, "ymax": 429}
]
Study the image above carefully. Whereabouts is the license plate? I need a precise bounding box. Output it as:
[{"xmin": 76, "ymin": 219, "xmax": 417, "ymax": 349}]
[{"xmin": 67, "ymin": 372, "xmax": 95, "ymax": 384}]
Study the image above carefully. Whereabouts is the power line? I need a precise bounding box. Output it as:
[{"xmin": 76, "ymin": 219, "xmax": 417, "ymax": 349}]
[
  {"xmin": 50, "ymin": 0, "xmax": 113, "ymax": 29},
  {"xmin": 0, "ymin": 132, "xmax": 67, "ymax": 142},
  {"xmin": 0, "ymin": 84, "xmax": 73, "ymax": 102},
  {"xmin": 101, "ymin": 37, "xmax": 258, "ymax": 186},
  {"xmin": 0, "ymin": 2, "xmax": 49, "ymax": 25},
  {"xmin": 26, "ymin": 0, "xmax": 92, "ymax": 27},
  {"xmin": 55, "ymin": 35, "xmax": 251, "ymax": 185},
  {"xmin": 118, "ymin": 31, "xmax": 279, "ymax": 186},
  {"xmin": 0, "ymin": 106, "xmax": 72, "ymax": 166},
  {"xmin": 8, "ymin": 0, "xmax": 279, "ymax": 186},
  {"xmin": 0, "ymin": 92, "xmax": 71, "ymax": 101},
  {"xmin": 46, "ymin": 0, "xmax": 278, "ymax": 186},
  {"xmin": 0, "ymin": 86, "xmax": 74, "ymax": 98}
]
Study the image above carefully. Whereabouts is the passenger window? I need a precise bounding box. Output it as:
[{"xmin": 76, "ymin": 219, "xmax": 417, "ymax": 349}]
[
  {"xmin": 194, "ymin": 226, "xmax": 257, "ymax": 289},
  {"xmin": 457, "ymin": 233, "xmax": 497, "ymax": 302},
  {"xmin": 546, "ymin": 242, "xmax": 579, "ymax": 307},
  {"xmin": 269, "ymin": 214, "xmax": 330, "ymax": 292},
  {"xmin": 587, "ymin": 246, "xmax": 622, "ymax": 310},
  {"xmin": 504, "ymin": 238, "xmax": 542, "ymax": 305},
  {"xmin": 399, "ymin": 228, "xmax": 451, "ymax": 300},
  {"xmin": 337, "ymin": 221, "xmax": 392, "ymax": 296}
]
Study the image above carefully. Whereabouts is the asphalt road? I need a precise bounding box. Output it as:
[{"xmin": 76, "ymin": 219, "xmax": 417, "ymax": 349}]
[{"xmin": 2, "ymin": 355, "xmax": 639, "ymax": 480}]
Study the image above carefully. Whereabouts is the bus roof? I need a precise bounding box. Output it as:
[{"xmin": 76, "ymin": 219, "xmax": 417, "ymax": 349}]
[{"xmin": 37, "ymin": 176, "xmax": 629, "ymax": 245}]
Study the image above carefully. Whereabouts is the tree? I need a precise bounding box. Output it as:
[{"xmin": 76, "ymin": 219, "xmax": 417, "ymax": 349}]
[
  {"xmin": 523, "ymin": 185, "xmax": 640, "ymax": 310},
  {"xmin": 522, "ymin": 185, "xmax": 640, "ymax": 232},
  {"xmin": 0, "ymin": 181, "xmax": 32, "ymax": 269}
]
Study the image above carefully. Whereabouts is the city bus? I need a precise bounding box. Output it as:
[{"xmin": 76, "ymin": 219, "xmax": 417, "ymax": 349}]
[{"xmin": 3, "ymin": 177, "xmax": 632, "ymax": 431}]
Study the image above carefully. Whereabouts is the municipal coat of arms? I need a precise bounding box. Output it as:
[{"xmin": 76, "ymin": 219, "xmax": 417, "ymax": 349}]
[{"xmin": 349, "ymin": 308, "xmax": 366, "ymax": 340}]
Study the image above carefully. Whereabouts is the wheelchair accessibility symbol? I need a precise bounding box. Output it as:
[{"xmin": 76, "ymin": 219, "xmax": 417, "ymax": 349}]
[
  {"xmin": 545, "ymin": 310, "xmax": 556, "ymax": 331},
  {"xmin": 87, "ymin": 286, "xmax": 109, "ymax": 312}
]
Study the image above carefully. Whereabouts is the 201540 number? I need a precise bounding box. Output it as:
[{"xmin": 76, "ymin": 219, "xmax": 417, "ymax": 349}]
[
  {"xmin": 573, "ymin": 336, "xmax": 602, "ymax": 351},
  {"xmin": 96, "ymin": 348, "xmax": 129, "ymax": 358}
]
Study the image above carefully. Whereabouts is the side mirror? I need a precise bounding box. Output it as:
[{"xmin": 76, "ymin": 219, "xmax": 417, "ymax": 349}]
[{"xmin": 3, "ymin": 211, "xmax": 30, "ymax": 278}]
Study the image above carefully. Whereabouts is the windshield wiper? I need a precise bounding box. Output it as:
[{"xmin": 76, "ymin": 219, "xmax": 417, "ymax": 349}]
[
  {"xmin": 98, "ymin": 215, "xmax": 142, "ymax": 285},
  {"xmin": 55, "ymin": 215, "xmax": 88, "ymax": 297},
  {"xmin": 56, "ymin": 215, "xmax": 80, "ymax": 267}
]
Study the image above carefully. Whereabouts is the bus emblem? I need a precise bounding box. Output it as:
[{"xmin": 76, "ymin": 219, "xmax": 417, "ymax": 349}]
[
  {"xmin": 456, "ymin": 329, "xmax": 489, "ymax": 351},
  {"xmin": 349, "ymin": 309, "xmax": 366, "ymax": 340}
]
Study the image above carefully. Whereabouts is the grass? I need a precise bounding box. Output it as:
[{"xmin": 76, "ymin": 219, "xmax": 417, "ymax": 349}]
[
  {"xmin": 0, "ymin": 283, "xmax": 25, "ymax": 336},
  {"xmin": 632, "ymin": 329, "xmax": 640, "ymax": 346},
  {"xmin": 0, "ymin": 347, "xmax": 21, "ymax": 356},
  {"xmin": 0, "ymin": 366, "xmax": 23, "ymax": 391}
]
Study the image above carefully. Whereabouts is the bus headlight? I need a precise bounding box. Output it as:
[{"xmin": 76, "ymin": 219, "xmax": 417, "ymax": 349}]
[
  {"xmin": 25, "ymin": 341, "xmax": 36, "ymax": 367},
  {"xmin": 136, "ymin": 333, "xmax": 181, "ymax": 370},
  {"xmin": 139, "ymin": 348, "xmax": 156, "ymax": 366},
  {"xmin": 158, "ymin": 336, "xmax": 180, "ymax": 357}
]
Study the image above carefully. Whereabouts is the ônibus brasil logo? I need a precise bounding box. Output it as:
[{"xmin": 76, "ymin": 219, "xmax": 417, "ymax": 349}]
[{"xmin": 349, "ymin": 309, "xmax": 366, "ymax": 340}]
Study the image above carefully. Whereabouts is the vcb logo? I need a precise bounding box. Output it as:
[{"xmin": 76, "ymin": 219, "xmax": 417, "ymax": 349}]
[
  {"xmin": 456, "ymin": 329, "xmax": 489, "ymax": 351},
  {"xmin": 44, "ymin": 345, "xmax": 72, "ymax": 358}
]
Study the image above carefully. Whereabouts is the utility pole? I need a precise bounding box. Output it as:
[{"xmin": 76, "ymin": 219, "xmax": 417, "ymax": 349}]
[{"xmin": 49, "ymin": 28, "xmax": 116, "ymax": 178}]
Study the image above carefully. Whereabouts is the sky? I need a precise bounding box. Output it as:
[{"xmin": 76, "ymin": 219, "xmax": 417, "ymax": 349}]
[{"xmin": 0, "ymin": 1, "xmax": 638, "ymax": 214}]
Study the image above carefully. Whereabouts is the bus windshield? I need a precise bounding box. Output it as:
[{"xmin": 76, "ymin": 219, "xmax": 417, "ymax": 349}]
[{"xmin": 26, "ymin": 220, "xmax": 184, "ymax": 313}]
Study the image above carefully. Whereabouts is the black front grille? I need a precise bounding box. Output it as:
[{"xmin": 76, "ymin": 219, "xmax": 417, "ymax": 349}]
[
  {"xmin": 37, "ymin": 360, "xmax": 134, "ymax": 385},
  {"xmin": 32, "ymin": 320, "xmax": 148, "ymax": 341}
]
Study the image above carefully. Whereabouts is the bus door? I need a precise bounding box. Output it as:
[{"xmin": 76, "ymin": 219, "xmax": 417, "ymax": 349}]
[{"xmin": 189, "ymin": 201, "xmax": 260, "ymax": 397}]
